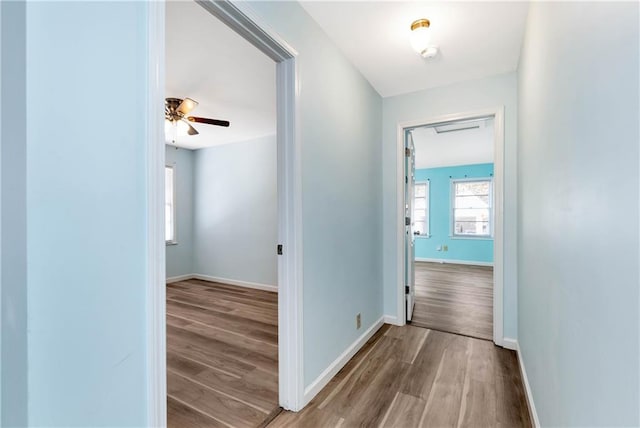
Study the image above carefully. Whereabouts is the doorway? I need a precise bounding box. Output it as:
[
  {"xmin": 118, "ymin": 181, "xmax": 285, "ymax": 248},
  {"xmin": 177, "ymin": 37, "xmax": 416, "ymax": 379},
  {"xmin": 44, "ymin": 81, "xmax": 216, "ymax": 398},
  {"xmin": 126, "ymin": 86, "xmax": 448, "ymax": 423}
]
[
  {"xmin": 163, "ymin": 3, "xmax": 280, "ymax": 416},
  {"xmin": 397, "ymin": 108, "xmax": 505, "ymax": 345},
  {"xmin": 146, "ymin": 1, "xmax": 303, "ymax": 425}
]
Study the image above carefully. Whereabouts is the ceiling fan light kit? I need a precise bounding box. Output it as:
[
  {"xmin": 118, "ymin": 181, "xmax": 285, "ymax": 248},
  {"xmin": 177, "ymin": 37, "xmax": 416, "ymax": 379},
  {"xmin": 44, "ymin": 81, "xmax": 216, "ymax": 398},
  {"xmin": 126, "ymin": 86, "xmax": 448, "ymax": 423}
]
[{"xmin": 164, "ymin": 97, "xmax": 230, "ymax": 143}]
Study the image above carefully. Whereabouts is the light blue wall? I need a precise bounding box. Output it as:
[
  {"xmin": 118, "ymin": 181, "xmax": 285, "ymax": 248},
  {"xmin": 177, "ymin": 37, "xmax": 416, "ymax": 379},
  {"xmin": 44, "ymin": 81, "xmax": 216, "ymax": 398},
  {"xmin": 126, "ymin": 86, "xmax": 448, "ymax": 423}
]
[
  {"xmin": 166, "ymin": 146, "xmax": 194, "ymax": 279},
  {"xmin": 518, "ymin": 2, "xmax": 639, "ymax": 426},
  {"xmin": 383, "ymin": 73, "xmax": 518, "ymax": 339},
  {"xmin": 1, "ymin": 2, "xmax": 28, "ymax": 425},
  {"xmin": 415, "ymin": 164, "xmax": 494, "ymax": 263},
  {"xmin": 246, "ymin": 1, "xmax": 383, "ymax": 387},
  {"xmin": 25, "ymin": 2, "xmax": 149, "ymax": 425},
  {"xmin": 193, "ymin": 136, "xmax": 277, "ymax": 287}
]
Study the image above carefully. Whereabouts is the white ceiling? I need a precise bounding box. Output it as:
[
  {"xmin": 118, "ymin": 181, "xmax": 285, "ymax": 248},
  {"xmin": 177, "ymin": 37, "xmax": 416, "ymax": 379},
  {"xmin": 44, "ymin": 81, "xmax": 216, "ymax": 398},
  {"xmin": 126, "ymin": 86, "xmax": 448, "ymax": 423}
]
[
  {"xmin": 300, "ymin": 1, "xmax": 529, "ymax": 97},
  {"xmin": 166, "ymin": 1, "xmax": 276, "ymax": 149},
  {"xmin": 412, "ymin": 118, "xmax": 494, "ymax": 169}
]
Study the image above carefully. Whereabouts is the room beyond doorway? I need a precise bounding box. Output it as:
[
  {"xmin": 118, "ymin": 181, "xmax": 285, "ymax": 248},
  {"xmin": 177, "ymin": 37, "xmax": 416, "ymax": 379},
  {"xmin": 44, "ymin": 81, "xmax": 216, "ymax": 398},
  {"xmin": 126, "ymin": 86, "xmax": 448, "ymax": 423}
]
[
  {"xmin": 149, "ymin": 0, "xmax": 304, "ymax": 424},
  {"xmin": 398, "ymin": 109, "xmax": 504, "ymax": 345}
]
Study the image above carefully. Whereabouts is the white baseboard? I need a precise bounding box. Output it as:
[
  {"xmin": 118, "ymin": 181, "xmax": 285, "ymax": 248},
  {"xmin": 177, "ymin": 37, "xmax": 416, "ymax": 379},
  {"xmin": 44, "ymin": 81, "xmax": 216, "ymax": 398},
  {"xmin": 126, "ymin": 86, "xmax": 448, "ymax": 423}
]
[
  {"xmin": 502, "ymin": 337, "xmax": 518, "ymax": 350},
  {"xmin": 383, "ymin": 315, "xmax": 403, "ymax": 326},
  {"xmin": 303, "ymin": 316, "xmax": 385, "ymax": 406},
  {"xmin": 166, "ymin": 273, "xmax": 195, "ymax": 284},
  {"xmin": 415, "ymin": 257, "xmax": 493, "ymax": 267},
  {"xmin": 516, "ymin": 342, "xmax": 540, "ymax": 428},
  {"xmin": 192, "ymin": 274, "xmax": 278, "ymax": 293},
  {"xmin": 166, "ymin": 273, "xmax": 277, "ymax": 293}
]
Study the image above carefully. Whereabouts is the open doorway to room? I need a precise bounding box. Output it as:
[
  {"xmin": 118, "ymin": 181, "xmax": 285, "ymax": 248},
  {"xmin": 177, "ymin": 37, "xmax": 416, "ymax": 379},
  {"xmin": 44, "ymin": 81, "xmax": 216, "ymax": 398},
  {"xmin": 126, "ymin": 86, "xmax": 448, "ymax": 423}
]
[
  {"xmin": 163, "ymin": 2, "xmax": 281, "ymax": 426},
  {"xmin": 402, "ymin": 112, "xmax": 502, "ymax": 343}
]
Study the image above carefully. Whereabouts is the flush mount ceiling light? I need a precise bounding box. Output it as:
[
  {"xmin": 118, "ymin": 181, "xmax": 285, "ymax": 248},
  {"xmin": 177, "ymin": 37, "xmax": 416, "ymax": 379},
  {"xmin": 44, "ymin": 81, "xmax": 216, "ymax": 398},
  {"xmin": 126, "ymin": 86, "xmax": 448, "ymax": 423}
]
[{"xmin": 410, "ymin": 18, "xmax": 439, "ymax": 58}]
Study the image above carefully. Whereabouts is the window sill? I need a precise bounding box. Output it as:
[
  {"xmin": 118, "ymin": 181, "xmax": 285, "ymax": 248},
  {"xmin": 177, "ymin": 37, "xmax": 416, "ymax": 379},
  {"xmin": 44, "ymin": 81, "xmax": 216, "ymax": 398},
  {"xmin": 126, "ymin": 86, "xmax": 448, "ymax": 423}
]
[{"xmin": 414, "ymin": 235, "xmax": 431, "ymax": 239}]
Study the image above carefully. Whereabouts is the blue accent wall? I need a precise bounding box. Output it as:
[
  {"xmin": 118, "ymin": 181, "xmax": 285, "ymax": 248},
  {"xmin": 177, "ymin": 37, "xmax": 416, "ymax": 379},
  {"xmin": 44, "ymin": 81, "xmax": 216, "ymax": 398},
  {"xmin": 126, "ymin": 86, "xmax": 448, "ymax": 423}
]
[{"xmin": 415, "ymin": 163, "xmax": 494, "ymax": 263}]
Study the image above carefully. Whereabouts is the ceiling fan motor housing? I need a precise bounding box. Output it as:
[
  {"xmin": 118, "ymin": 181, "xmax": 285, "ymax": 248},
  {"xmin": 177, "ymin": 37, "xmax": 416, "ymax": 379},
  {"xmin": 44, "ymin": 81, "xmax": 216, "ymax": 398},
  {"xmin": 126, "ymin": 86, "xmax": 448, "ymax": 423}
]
[
  {"xmin": 165, "ymin": 97, "xmax": 185, "ymax": 121},
  {"xmin": 164, "ymin": 97, "xmax": 230, "ymax": 135}
]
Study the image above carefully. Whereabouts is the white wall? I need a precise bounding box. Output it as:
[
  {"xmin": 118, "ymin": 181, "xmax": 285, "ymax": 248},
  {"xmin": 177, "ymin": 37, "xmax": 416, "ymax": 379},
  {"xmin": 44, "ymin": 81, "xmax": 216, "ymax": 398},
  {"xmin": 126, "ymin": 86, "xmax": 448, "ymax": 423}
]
[
  {"xmin": 382, "ymin": 72, "xmax": 518, "ymax": 339},
  {"xmin": 193, "ymin": 136, "xmax": 277, "ymax": 287},
  {"xmin": 165, "ymin": 146, "xmax": 194, "ymax": 279},
  {"xmin": 25, "ymin": 2, "xmax": 150, "ymax": 425},
  {"xmin": 517, "ymin": 2, "xmax": 639, "ymax": 425},
  {"xmin": 247, "ymin": 1, "xmax": 383, "ymax": 388}
]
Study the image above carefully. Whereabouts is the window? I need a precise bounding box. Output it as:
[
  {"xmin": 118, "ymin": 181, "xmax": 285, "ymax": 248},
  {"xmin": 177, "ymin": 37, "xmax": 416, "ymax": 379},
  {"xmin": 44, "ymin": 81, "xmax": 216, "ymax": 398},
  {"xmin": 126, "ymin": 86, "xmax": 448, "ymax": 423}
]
[
  {"xmin": 452, "ymin": 179, "xmax": 492, "ymax": 237},
  {"xmin": 165, "ymin": 166, "xmax": 176, "ymax": 243},
  {"xmin": 413, "ymin": 182, "xmax": 429, "ymax": 236}
]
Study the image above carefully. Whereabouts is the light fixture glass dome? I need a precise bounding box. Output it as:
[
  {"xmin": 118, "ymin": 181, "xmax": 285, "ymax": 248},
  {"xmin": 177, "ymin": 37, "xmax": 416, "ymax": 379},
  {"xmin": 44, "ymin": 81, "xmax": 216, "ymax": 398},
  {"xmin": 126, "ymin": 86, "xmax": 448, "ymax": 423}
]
[
  {"xmin": 165, "ymin": 119, "xmax": 191, "ymax": 142},
  {"xmin": 410, "ymin": 19, "xmax": 431, "ymax": 56}
]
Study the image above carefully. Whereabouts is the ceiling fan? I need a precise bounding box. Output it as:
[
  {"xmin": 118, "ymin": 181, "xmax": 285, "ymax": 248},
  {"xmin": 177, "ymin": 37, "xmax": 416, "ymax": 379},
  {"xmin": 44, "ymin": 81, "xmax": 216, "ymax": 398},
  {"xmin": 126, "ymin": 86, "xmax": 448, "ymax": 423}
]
[{"xmin": 165, "ymin": 97, "xmax": 230, "ymax": 139}]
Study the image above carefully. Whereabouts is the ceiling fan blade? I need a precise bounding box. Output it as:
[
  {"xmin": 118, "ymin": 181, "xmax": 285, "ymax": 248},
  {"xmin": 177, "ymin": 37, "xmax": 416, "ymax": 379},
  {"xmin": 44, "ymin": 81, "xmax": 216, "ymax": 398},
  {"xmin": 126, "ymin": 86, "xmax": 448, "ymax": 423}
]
[
  {"xmin": 187, "ymin": 116, "xmax": 230, "ymax": 127},
  {"xmin": 184, "ymin": 120, "xmax": 199, "ymax": 136},
  {"xmin": 177, "ymin": 98, "xmax": 198, "ymax": 115}
]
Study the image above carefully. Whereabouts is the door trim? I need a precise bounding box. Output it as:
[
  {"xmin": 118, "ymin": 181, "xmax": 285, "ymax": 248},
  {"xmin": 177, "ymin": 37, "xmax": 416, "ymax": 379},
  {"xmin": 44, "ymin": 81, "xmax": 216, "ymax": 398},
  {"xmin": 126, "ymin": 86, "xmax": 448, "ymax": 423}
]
[
  {"xmin": 146, "ymin": 1, "xmax": 304, "ymax": 425},
  {"xmin": 145, "ymin": 2, "xmax": 166, "ymax": 426},
  {"xmin": 395, "ymin": 107, "xmax": 505, "ymax": 347},
  {"xmin": 404, "ymin": 131, "xmax": 416, "ymax": 321}
]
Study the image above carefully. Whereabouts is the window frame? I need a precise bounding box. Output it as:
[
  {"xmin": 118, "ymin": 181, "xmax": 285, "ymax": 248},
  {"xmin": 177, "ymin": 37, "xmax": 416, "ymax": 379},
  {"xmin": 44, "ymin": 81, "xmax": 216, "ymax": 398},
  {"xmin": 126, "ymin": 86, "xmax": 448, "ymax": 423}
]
[
  {"xmin": 450, "ymin": 177, "xmax": 493, "ymax": 239},
  {"xmin": 413, "ymin": 180, "xmax": 430, "ymax": 238},
  {"xmin": 165, "ymin": 165, "xmax": 177, "ymax": 245}
]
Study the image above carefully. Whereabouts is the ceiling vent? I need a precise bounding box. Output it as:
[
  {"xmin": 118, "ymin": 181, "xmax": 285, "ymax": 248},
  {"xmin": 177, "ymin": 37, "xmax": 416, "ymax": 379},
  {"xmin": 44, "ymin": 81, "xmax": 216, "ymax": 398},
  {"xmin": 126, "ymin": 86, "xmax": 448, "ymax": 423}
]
[{"xmin": 433, "ymin": 118, "xmax": 486, "ymax": 134}]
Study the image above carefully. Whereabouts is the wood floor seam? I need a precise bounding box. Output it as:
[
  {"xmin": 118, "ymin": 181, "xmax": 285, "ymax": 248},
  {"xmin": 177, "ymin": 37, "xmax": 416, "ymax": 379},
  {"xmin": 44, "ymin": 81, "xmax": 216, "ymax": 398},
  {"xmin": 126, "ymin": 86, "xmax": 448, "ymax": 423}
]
[
  {"xmin": 168, "ymin": 351, "xmax": 243, "ymax": 379},
  {"xmin": 378, "ymin": 391, "xmax": 400, "ymax": 428},
  {"xmin": 455, "ymin": 340, "xmax": 474, "ymax": 428},
  {"xmin": 168, "ymin": 368, "xmax": 271, "ymax": 414},
  {"xmin": 410, "ymin": 330, "xmax": 430, "ymax": 365},
  {"xmin": 168, "ymin": 394, "xmax": 235, "ymax": 428},
  {"xmin": 169, "ymin": 311, "xmax": 278, "ymax": 348},
  {"xmin": 418, "ymin": 344, "xmax": 448, "ymax": 426}
]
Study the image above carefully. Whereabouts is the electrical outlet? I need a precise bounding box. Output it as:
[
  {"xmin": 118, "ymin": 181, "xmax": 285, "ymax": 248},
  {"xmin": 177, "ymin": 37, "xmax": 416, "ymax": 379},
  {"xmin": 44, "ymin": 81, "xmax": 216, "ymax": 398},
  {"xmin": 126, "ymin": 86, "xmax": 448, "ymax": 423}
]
[
  {"xmin": 443, "ymin": 245, "xmax": 448, "ymax": 251},
  {"xmin": 356, "ymin": 313, "xmax": 361, "ymax": 329}
]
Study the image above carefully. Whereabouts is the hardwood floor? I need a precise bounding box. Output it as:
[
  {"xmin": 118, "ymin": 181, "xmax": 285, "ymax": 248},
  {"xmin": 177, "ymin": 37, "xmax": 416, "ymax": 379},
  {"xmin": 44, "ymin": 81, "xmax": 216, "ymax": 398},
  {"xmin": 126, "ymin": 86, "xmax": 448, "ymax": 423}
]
[
  {"xmin": 268, "ymin": 324, "xmax": 531, "ymax": 428},
  {"xmin": 412, "ymin": 262, "xmax": 493, "ymax": 340},
  {"xmin": 166, "ymin": 279, "xmax": 279, "ymax": 428}
]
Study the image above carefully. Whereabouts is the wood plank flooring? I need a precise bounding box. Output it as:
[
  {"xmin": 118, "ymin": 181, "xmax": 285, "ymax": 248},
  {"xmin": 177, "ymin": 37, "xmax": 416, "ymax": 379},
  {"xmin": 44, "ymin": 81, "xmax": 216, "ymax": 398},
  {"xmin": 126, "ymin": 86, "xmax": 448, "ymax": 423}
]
[
  {"xmin": 412, "ymin": 262, "xmax": 493, "ymax": 340},
  {"xmin": 268, "ymin": 324, "xmax": 531, "ymax": 428},
  {"xmin": 166, "ymin": 279, "xmax": 279, "ymax": 428}
]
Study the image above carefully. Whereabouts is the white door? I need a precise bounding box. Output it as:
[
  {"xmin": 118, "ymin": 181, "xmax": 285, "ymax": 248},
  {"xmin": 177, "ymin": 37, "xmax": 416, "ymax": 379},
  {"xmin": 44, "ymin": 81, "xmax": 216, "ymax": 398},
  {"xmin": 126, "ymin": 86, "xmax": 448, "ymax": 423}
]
[{"xmin": 405, "ymin": 131, "xmax": 416, "ymax": 321}]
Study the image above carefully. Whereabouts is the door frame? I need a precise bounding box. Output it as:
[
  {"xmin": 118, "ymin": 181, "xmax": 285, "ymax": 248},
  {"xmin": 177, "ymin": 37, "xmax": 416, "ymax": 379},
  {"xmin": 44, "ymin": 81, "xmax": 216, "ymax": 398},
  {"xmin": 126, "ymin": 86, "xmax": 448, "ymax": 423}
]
[
  {"xmin": 405, "ymin": 130, "xmax": 416, "ymax": 321},
  {"xmin": 395, "ymin": 107, "xmax": 505, "ymax": 347},
  {"xmin": 145, "ymin": 1, "xmax": 304, "ymax": 425}
]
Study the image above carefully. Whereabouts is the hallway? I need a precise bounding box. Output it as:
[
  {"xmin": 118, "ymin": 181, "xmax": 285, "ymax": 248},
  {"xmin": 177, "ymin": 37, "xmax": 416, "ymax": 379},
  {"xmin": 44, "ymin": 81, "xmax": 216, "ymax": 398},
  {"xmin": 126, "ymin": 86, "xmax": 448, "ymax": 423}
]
[{"xmin": 269, "ymin": 324, "xmax": 531, "ymax": 427}]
